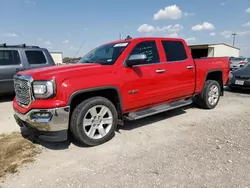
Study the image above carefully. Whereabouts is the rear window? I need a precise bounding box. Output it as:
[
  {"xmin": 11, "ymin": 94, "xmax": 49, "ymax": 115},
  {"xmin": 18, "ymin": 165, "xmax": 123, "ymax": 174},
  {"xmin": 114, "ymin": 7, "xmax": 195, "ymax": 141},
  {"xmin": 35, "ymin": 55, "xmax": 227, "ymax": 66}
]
[
  {"xmin": 161, "ymin": 41, "xmax": 187, "ymax": 62},
  {"xmin": 25, "ymin": 50, "xmax": 47, "ymax": 64}
]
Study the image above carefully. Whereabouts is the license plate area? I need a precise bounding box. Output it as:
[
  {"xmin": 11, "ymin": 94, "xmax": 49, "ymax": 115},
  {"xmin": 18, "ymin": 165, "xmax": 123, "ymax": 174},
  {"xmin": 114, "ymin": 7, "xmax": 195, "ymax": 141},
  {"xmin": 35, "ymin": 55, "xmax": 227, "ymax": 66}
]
[{"xmin": 235, "ymin": 80, "xmax": 244, "ymax": 85}]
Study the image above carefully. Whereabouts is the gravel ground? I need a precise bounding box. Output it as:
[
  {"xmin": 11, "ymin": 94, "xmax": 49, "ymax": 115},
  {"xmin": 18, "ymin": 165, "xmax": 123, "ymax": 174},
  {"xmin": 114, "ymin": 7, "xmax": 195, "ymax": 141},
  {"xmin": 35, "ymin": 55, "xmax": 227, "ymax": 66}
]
[
  {"xmin": 0, "ymin": 95, "xmax": 19, "ymax": 134},
  {"xmin": 0, "ymin": 90, "xmax": 250, "ymax": 188}
]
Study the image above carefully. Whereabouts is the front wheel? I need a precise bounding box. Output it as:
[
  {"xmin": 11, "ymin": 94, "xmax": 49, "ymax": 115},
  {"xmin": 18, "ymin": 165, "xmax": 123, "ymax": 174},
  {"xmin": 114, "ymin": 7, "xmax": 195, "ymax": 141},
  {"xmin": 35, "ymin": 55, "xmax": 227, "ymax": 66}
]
[
  {"xmin": 70, "ymin": 97, "xmax": 118, "ymax": 146},
  {"xmin": 194, "ymin": 80, "xmax": 221, "ymax": 109}
]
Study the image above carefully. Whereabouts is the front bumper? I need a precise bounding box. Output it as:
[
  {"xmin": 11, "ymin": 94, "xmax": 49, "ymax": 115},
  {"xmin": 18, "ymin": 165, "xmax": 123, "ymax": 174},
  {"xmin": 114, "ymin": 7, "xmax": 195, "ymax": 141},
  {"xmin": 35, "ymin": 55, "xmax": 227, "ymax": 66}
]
[{"xmin": 14, "ymin": 106, "xmax": 70, "ymax": 142}]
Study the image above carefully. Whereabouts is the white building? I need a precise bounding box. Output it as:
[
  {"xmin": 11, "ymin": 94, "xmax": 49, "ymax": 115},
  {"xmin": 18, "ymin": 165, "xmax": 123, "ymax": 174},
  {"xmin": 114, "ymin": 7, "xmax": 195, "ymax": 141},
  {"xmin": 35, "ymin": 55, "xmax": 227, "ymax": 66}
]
[
  {"xmin": 50, "ymin": 52, "xmax": 63, "ymax": 65},
  {"xmin": 188, "ymin": 43, "xmax": 240, "ymax": 59}
]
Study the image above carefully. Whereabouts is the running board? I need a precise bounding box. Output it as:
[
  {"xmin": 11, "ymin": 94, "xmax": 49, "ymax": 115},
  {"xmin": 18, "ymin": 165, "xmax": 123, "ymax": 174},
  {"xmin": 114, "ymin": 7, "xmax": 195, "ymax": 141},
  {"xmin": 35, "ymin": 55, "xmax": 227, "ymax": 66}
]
[{"xmin": 124, "ymin": 99, "xmax": 193, "ymax": 121}]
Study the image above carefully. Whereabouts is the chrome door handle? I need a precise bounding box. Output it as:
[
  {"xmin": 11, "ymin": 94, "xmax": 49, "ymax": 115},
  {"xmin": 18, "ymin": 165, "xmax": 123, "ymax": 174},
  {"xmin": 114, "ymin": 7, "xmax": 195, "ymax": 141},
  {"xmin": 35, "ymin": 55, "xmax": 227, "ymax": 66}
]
[
  {"xmin": 187, "ymin": 65, "xmax": 194, "ymax": 69},
  {"xmin": 156, "ymin": 69, "xmax": 166, "ymax": 73}
]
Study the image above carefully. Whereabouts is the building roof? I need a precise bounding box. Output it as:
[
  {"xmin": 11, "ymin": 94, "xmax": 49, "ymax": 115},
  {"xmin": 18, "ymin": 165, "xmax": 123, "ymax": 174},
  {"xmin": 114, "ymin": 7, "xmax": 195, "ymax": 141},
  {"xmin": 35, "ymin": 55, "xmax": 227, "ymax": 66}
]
[{"xmin": 188, "ymin": 43, "xmax": 240, "ymax": 50}]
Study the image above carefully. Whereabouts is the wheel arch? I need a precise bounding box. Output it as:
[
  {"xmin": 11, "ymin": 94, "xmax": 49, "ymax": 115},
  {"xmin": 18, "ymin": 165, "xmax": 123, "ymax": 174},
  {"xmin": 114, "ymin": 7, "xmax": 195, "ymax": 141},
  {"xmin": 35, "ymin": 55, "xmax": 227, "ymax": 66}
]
[
  {"xmin": 204, "ymin": 69, "xmax": 224, "ymax": 96},
  {"xmin": 67, "ymin": 86, "xmax": 124, "ymax": 121}
]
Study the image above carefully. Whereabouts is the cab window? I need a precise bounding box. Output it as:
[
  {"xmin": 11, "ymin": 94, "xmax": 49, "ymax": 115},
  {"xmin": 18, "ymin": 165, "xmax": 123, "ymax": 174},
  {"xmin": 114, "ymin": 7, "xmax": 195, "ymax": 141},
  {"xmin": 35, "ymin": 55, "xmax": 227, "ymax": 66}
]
[{"xmin": 129, "ymin": 41, "xmax": 160, "ymax": 64}]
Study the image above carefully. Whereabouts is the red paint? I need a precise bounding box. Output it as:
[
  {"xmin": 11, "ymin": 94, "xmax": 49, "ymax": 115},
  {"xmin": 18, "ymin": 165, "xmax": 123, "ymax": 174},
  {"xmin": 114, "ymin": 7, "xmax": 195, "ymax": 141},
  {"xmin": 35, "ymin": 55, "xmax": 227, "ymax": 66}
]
[{"xmin": 13, "ymin": 37, "xmax": 230, "ymax": 114}]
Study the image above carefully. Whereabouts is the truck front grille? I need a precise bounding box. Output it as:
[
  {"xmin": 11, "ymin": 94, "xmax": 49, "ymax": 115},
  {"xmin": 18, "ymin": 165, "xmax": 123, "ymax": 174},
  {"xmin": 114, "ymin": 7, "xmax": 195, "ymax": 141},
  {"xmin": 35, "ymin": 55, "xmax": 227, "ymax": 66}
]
[{"xmin": 14, "ymin": 75, "xmax": 33, "ymax": 107}]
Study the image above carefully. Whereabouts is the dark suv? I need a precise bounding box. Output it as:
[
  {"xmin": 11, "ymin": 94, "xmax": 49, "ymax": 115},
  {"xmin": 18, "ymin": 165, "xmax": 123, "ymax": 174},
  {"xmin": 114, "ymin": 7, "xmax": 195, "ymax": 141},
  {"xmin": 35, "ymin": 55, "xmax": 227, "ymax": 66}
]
[{"xmin": 0, "ymin": 44, "xmax": 55, "ymax": 95}]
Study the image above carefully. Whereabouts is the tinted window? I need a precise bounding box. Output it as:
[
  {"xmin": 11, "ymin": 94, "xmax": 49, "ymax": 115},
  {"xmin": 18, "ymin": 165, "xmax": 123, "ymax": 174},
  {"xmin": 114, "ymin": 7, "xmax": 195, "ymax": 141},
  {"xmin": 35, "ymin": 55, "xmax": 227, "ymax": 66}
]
[
  {"xmin": 0, "ymin": 50, "xmax": 20, "ymax": 66},
  {"xmin": 13, "ymin": 51, "xmax": 21, "ymax": 64},
  {"xmin": 130, "ymin": 41, "xmax": 160, "ymax": 64},
  {"xmin": 25, "ymin": 51, "xmax": 47, "ymax": 64},
  {"xmin": 161, "ymin": 41, "xmax": 187, "ymax": 62}
]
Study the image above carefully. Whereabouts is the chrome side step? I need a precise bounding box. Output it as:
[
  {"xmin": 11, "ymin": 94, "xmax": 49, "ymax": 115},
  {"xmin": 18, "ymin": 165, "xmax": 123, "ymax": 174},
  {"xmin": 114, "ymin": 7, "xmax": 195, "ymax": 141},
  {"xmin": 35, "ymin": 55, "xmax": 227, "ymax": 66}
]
[{"xmin": 124, "ymin": 99, "xmax": 193, "ymax": 121}]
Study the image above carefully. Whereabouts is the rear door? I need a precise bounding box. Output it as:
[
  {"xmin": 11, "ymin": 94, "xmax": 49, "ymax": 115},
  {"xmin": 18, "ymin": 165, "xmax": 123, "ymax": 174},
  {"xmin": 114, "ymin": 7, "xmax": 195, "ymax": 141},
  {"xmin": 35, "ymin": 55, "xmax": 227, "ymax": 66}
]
[
  {"xmin": 160, "ymin": 40, "xmax": 195, "ymax": 99},
  {"xmin": 0, "ymin": 50, "xmax": 23, "ymax": 94}
]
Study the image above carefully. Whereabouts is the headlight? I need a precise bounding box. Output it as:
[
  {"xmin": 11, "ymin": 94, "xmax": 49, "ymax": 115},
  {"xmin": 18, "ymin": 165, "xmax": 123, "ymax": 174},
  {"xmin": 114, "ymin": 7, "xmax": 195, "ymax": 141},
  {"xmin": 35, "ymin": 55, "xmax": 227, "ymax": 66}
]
[{"xmin": 32, "ymin": 80, "xmax": 56, "ymax": 99}]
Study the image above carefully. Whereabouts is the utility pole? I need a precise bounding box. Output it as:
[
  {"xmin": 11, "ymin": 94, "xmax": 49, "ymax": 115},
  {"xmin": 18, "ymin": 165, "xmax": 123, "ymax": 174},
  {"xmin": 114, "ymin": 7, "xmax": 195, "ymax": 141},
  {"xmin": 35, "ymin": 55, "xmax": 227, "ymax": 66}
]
[
  {"xmin": 119, "ymin": 32, "xmax": 122, "ymax": 40},
  {"xmin": 232, "ymin": 33, "xmax": 237, "ymax": 47}
]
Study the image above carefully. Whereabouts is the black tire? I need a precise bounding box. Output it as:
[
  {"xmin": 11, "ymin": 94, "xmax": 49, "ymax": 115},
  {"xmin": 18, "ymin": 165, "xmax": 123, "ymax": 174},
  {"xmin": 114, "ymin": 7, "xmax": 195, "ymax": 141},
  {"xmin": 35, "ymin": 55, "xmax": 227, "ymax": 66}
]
[
  {"xmin": 194, "ymin": 80, "xmax": 221, "ymax": 109},
  {"xmin": 70, "ymin": 96, "xmax": 118, "ymax": 146}
]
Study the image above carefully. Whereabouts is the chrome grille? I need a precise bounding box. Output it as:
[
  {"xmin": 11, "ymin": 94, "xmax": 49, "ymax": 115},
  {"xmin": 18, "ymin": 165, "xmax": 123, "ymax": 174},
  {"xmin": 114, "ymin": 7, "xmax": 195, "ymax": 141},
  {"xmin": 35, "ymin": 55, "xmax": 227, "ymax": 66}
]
[{"xmin": 14, "ymin": 75, "xmax": 33, "ymax": 107}]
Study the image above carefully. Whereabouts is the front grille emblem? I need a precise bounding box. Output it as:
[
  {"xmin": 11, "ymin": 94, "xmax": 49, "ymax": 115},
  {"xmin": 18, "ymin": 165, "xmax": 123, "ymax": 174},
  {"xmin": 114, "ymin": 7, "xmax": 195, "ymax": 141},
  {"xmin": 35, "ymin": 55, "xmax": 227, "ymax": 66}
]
[{"xmin": 14, "ymin": 75, "xmax": 33, "ymax": 107}]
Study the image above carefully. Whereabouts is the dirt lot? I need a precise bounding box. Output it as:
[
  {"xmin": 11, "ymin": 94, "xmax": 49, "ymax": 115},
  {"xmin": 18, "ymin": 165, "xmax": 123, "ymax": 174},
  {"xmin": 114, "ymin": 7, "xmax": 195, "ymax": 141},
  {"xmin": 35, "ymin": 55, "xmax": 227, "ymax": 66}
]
[
  {"xmin": 0, "ymin": 95, "xmax": 19, "ymax": 134},
  {"xmin": 0, "ymin": 132, "xmax": 41, "ymax": 179},
  {"xmin": 0, "ymin": 90, "xmax": 250, "ymax": 188}
]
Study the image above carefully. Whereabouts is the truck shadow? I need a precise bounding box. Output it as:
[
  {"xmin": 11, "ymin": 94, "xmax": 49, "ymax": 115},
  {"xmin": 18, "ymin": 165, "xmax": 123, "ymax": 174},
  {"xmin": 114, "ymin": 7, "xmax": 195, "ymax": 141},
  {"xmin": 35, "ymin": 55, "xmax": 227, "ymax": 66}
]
[
  {"xmin": 21, "ymin": 104, "xmax": 196, "ymax": 150},
  {"xmin": 224, "ymin": 87, "xmax": 250, "ymax": 95},
  {"xmin": 0, "ymin": 94, "xmax": 15, "ymax": 103},
  {"xmin": 20, "ymin": 128, "xmax": 71, "ymax": 150}
]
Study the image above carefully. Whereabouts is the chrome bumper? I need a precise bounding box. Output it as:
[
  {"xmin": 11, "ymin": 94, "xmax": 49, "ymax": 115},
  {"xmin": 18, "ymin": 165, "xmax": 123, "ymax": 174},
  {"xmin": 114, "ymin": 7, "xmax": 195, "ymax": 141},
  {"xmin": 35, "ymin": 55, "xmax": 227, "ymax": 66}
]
[{"xmin": 14, "ymin": 106, "xmax": 70, "ymax": 132}]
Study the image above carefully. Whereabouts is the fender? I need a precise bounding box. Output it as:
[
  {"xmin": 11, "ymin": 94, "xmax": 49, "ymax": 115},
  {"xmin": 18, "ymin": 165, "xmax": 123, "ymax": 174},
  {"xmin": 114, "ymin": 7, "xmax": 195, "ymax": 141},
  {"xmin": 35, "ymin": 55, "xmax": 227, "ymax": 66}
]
[
  {"xmin": 67, "ymin": 86, "xmax": 124, "ymax": 112},
  {"xmin": 204, "ymin": 69, "xmax": 224, "ymax": 95}
]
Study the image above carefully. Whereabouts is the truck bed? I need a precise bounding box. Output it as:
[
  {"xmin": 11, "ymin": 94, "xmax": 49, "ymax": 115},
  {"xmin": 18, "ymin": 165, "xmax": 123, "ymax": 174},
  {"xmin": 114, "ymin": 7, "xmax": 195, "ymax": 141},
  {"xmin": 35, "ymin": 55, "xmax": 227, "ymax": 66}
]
[{"xmin": 194, "ymin": 57, "xmax": 230, "ymax": 93}]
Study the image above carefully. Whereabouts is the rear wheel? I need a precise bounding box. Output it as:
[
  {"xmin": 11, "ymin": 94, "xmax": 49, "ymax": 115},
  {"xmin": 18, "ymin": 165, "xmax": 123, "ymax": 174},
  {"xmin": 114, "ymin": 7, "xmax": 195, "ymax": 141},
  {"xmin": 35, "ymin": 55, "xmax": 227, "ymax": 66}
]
[
  {"xmin": 70, "ymin": 97, "xmax": 118, "ymax": 146},
  {"xmin": 194, "ymin": 80, "xmax": 221, "ymax": 109}
]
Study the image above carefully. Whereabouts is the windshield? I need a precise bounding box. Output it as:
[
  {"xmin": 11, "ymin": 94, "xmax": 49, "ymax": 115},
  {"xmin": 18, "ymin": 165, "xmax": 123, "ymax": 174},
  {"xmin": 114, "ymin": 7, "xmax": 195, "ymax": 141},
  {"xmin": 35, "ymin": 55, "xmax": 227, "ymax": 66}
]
[
  {"xmin": 231, "ymin": 57, "xmax": 246, "ymax": 61},
  {"xmin": 78, "ymin": 42, "xmax": 130, "ymax": 65}
]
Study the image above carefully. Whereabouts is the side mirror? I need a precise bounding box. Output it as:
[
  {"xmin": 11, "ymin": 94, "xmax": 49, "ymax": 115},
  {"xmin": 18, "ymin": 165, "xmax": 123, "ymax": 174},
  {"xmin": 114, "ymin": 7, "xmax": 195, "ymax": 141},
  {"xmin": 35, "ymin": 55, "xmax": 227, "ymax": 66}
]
[{"xmin": 125, "ymin": 54, "xmax": 147, "ymax": 67}]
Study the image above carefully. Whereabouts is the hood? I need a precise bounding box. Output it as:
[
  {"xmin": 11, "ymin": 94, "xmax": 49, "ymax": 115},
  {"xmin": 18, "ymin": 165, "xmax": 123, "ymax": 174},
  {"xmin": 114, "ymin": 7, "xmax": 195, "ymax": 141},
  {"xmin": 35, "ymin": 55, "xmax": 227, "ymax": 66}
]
[
  {"xmin": 18, "ymin": 63, "xmax": 102, "ymax": 80},
  {"xmin": 233, "ymin": 65, "xmax": 250, "ymax": 76}
]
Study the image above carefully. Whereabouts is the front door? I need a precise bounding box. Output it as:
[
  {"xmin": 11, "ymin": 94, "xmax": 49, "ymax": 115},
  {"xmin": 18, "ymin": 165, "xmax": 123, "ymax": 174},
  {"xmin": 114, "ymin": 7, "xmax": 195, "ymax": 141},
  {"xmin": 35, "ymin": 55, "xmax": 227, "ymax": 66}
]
[
  {"xmin": 120, "ymin": 40, "xmax": 168, "ymax": 112},
  {"xmin": 0, "ymin": 50, "xmax": 23, "ymax": 94}
]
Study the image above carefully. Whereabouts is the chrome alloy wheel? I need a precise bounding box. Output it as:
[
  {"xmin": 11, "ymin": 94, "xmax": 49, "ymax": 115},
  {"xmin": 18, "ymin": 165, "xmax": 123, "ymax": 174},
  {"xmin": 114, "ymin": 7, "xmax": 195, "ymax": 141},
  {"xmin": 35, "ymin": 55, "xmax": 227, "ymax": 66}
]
[
  {"xmin": 208, "ymin": 85, "xmax": 219, "ymax": 106},
  {"xmin": 83, "ymin": 105, "xmax": 113, "ymax": 139}
]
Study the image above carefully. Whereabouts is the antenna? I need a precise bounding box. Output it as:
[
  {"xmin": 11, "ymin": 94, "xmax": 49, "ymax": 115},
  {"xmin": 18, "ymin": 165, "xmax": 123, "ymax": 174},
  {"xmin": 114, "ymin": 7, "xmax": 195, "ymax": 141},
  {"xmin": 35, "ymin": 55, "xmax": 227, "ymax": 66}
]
[{"xmin": 74, "ymin": 40, "xmax": 86, "ymax": 58}]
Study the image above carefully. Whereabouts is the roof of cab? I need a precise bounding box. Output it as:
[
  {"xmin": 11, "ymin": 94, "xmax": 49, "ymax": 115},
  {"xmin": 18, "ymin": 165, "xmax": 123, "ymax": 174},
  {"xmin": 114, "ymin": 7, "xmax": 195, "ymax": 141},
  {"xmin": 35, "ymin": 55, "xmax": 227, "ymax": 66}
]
[
  {"xmin": 106, "ymin": 36, "xmax": 185, "ymax": 45},
  {"xmin": 0, "ymin": 43, "xmax": 47, "ymax": 51}
]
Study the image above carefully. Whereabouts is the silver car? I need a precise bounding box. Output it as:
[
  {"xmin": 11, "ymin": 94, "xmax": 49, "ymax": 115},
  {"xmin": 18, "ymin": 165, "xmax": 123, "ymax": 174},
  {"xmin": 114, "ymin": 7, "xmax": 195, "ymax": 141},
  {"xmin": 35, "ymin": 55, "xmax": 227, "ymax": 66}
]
[{"xmin": 230, "ymin": 57, "xmax": 250, "ymax": 71}]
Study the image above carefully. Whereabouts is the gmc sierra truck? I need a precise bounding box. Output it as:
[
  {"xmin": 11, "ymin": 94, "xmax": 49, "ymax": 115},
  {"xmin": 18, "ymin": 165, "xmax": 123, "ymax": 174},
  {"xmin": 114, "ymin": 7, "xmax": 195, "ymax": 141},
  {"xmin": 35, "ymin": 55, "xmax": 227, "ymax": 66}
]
[{"xmin": 13, "ymin": 37, "xmax": 230, "ymax": 146}]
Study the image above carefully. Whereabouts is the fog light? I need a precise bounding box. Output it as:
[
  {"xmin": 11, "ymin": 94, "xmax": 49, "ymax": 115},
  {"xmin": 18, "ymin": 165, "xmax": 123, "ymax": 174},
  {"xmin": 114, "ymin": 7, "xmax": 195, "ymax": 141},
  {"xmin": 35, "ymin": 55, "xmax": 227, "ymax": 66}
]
[{"xmin": 33, "ymin": 112, "xmax": 51, "ymax": 119}]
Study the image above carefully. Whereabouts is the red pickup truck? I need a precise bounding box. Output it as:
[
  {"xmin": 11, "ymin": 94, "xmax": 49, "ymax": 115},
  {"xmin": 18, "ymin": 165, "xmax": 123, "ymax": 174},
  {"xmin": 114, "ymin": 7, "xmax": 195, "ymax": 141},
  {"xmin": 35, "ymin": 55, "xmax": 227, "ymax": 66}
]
[{"xmin": 13, "ymin": 37, "xmax": 230, "ymax": 146}]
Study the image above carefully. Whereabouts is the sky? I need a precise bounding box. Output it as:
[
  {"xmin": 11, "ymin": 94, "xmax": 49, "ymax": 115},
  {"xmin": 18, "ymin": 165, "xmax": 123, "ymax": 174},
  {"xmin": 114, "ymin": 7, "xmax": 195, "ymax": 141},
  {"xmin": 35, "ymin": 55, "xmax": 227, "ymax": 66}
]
[{"xmin": 0, "ymin": 0, "xmax": 250, "ymax": 57}]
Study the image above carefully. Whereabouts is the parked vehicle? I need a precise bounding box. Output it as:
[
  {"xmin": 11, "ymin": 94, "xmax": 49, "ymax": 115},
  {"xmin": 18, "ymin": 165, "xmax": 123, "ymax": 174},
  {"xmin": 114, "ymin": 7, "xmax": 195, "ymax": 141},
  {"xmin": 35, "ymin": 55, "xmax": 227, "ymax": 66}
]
[
  {"xmin": 13, "ymin": 37, "xmax": 230, "ymax": 146},
  {"xmin": 230, "ymin": 57, "xmax": 250, "ymax": 71},
  {"xmin": 0, "ymin": 44, "xmax": 55, "ymax": 95},
  {"xmin": 228, "ymin": 62, "xmax": 250, "ymax": 89}
]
